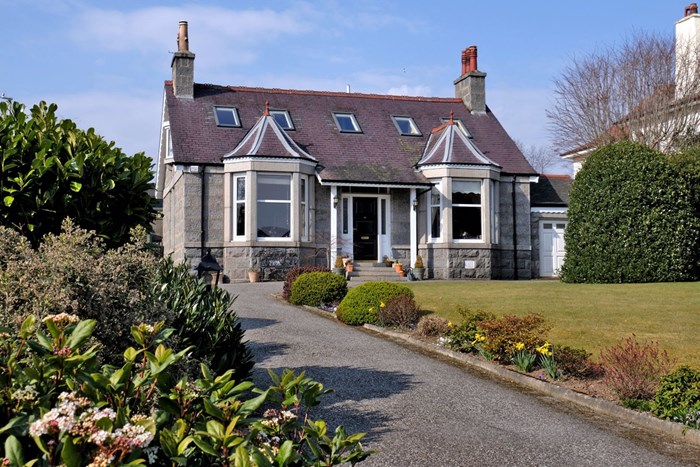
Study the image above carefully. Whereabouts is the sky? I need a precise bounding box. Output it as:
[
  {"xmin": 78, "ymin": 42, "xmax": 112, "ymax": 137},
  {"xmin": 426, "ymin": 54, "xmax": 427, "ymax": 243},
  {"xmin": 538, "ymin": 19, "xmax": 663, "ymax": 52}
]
[{"xmin": 0, "ymin": 1, "xmax": 690, "ymax": 175}]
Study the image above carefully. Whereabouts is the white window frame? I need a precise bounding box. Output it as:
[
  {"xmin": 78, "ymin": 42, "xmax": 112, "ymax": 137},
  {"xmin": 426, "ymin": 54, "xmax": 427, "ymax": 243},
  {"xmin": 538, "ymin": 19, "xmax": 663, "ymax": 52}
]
[
  {"xmin": 300, "ymin": 175, "xmax": 309, "ymax": 242},
  {"xmin": 214, "ymin": 106, "xmax": 241, "ymax": 127},
  {"xmin": 164, "ymin": 125, "xmax": 173, "ymax": 160},
  {"xmin": 452, "ymin": 179, "xmax": 483, "ymax": 242},
  {"xmin": 392, "ymin": 116, "xmax": 421, "ymax": 136},
  {"xmin": 428, "ymin": 183, "xmax": 442, "ymax": 242},
  {"xmin": 256, "ymin": 173, "xmax": 292, "ymax": 240},
  {"xmin": 270, "ymin": 110, "xmax": 294, "ymax": 130},
  {"xmin": 332, "ymin": 112, "xmax": 362, "ymax": 133},
  {"xmin": 232, "ymin": 173, "xmax": 246, "ymax": 240}
]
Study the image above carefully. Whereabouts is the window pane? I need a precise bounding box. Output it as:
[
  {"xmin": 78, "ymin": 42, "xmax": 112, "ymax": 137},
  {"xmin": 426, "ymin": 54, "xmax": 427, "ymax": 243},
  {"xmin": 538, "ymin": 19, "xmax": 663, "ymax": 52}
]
[
  {"xmin": 453, "ymin": 206, "xmax": 481, "ymax": 239},
  {"xmin": 300, "ymin": 178, "xmax": 306, "ymax": 203},
  {"xmin": 236, "ymin": 177, "xmax": 245, "ymax": 200},
  {"xmin": 381, "ymin": 199, "xmax": 386, "ymax": 235},
  {"xmin": 334, "ymin": 113, "xmax": 360, "ymax": 132},
  {"xmin": 271, "ymin": 111, "xmax": 292, "ymax": 130},
  {"xmin": 342, "ymin": 197, "xmax": 348, "ymax": 234},
  {"xmin": 215, "ymin": 107, "xmax": 239, "ymax": 126},
  {"xmin": 236, "ymin": 204, "xmax": 245, "ymax": 236},
  {"xmin": 431, "ymin": 206, "xmax": 440, "ymax": 238},
  {"xmin": 257, "ymin": 203, "xmax": 290, "ymax": 237},
  {"xmin": 258, "ymin": 174, "xmax": 290, "ymax": 200},
  {"xmin": 452, "ymin": 181, "xmax": 481, "ymax": 204},
  {"xmin": 431, "ymin": 187, "xmax": 440, "ymax": 206}
]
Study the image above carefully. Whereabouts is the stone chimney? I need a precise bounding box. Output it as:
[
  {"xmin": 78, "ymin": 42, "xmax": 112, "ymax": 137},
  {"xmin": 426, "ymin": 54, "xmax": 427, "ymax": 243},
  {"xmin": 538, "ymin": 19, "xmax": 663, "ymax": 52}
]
[
  {"xmin": 676, "ymin": 4, "xmax": 700, "ymax": 98},
  {"xmin": 172, "ymin": 21, "xmax": 195, "ymax": 99},
  {"xmin": 454, "ymin": 45, "xmax": 486, "ymax": 114}
]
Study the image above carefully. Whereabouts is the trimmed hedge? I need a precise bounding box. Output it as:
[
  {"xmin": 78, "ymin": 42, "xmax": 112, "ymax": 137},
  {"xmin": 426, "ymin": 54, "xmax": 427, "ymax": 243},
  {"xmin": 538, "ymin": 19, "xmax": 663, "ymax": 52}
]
[
  {"xmin": 336, "ymin": 281, "xmax": 414, "ymax": 326},
  {"xmin": 561, "ymin": 141, "xmax": 700, "ymax": 283},
  {"xmin": 289, "ymin": 271, "xmax": 347, "ymax": 307},
  {"xmin": 283, "ymin": 265, "xmax": 330, "ymax": 301}
]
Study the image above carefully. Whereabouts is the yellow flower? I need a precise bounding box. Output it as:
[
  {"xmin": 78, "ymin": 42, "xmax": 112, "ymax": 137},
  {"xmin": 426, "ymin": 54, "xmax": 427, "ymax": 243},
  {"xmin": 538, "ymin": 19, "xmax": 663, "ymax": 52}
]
[
  {"xmin": 369, "ymin": 307, "xmax": 375, "ymax": 313},
  {"xmin": 447, "ymin": 321, "xmax": 453, "ymax": 327},
  {"xmin": 515, "ymin": 342, "xmax": 525, "ymax": 351},
  {"xmin": 380, "ymin": 301, "xmax": 386, "ymax": 308}
]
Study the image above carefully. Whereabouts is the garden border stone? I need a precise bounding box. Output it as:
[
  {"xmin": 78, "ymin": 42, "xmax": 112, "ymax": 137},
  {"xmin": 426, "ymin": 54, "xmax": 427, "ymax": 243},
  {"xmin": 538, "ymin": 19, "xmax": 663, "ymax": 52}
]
[{"xmin": 362, "ymin": 323, "xmax": 700, "ymax": 448}]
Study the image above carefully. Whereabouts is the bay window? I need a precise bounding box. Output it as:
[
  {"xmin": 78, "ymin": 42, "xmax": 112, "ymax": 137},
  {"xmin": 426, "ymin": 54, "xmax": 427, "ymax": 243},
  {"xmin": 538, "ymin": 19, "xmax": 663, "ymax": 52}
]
[
  {"xmin": 233, "ymin": 173, "xmax": 246, "ymax": 238},
  {"xmin": 452, "ymin": 180, "xmax": 482, "ymax": 240},
  {"xmin": 257, "ymin": 174, "xmax": 291, "ymax": 238},
  {"xmin": 430, "ymin": 185, "xmax": 441, "ymax": 240}
]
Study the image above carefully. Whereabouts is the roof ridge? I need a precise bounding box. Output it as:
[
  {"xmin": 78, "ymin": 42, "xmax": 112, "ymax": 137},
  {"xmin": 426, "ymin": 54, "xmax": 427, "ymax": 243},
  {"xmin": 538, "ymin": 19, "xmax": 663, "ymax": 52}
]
[{"xmin": 188, "ymin": 82, "xmax": 462, "ymax": 103}]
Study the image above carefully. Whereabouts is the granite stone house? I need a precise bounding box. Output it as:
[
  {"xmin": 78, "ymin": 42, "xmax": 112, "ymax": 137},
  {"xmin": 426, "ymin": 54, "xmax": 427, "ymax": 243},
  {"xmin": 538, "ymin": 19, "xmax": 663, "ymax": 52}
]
[{"xmin": 155, "ymin": 22, "xmax": 562, "ymax": 281}]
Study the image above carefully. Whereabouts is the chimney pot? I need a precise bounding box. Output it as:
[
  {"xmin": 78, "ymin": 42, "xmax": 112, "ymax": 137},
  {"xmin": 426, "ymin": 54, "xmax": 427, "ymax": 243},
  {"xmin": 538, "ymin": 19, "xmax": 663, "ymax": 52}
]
[
  {"xmin": 685, "ymin": 3, "xmax": 698, "ymax": 16},
  {"xmin": 177, "ymin": 21, "xmax": 189, "ymax": 52},
  {"xmin": 468, "ymin": 45, "xmax": 478, "ymax": 72},
  {"xmin": 461, "ymin": 49, "xmax": 469, "ymax": 75}
]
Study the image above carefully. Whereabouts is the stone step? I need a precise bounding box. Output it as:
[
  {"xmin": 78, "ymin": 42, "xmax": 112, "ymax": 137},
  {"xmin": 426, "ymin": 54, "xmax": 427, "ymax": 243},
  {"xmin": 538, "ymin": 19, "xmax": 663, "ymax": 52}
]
[{"xmin": 346, "ymin": 263, "xmax": 407, "ymax": 283}]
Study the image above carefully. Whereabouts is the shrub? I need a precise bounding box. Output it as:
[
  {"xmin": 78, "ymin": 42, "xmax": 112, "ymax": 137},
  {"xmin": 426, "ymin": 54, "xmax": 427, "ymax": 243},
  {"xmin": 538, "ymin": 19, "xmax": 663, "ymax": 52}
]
[
  {"xmin": 412, "ymin": 316, "xmax": 451, "ymax": 338},
  {"xmin": 414, "ymin": 255, "xmax": 424, "ymax": 268},
  {"xmin": 477, "ymin": 314, "xmax": 549, "ymax": 363},
  {"xmin": 157, "ymin": 256, "xmax": 254, "ymax": 379},
  {"xmin": 336, "ymin": 282, "xmax": 414, "ymax": 326},
  {"xmin": 650, "ymin": 366, "xmax": 700, "ymax": 421},
  {"xmin": 561, "ymin": 141, "xmax": 700, "ymax": 283},
  {"xmin": 290, "ymin": 272, "xmax": 348, "ymax": 307},
  {"xmin": 599, "ymin": 335, "xmax": 674, "ymax": 400},
  {"xmin": 0, "ymin": 315, "xmax": 372, "ymax": 466},
  {"xmin": 282, "ymin": 265, "xmax": 330, "ymax": 301},
  {"xmin": 553, "ymin": 344, "xmax": 602, "ymax": 378},
  {"xmin": 377, "ymin": 295, "xmax": 421, "ymax": 329},
  {"xmin": 444, "ymin": 307, "xmax": 496, "ymax": 353},
  {"xmin": 334, "ymin": 256, "xmax": 344, "ymax": 268}
]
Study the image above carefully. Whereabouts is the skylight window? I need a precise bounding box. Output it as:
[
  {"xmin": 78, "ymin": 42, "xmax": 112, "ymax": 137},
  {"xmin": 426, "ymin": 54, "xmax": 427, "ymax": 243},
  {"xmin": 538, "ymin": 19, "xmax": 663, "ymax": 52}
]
[
  {"xmin": 441, "ymin": 117, "xmax": 472, "ymax": 138},
  {"xmin": 270, "ymin": 110, "xmax": 294, "ymax": 130},
  {"xmin": 214, "ymin": 106, "xmax": 241, "ymax": 127},
  {"xmin": 392, "ymin": 116, "xmax": 421, "ymax": 136},
  {"xmin": 333, "ymin": 113, "xmax": 362, "ymax": 133}
]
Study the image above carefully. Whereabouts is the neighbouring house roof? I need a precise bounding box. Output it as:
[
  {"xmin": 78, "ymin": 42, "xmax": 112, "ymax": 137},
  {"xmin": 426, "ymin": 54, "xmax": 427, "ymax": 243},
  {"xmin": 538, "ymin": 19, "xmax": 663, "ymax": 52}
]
[
  {"xmin": 165, "ymin": 82, "xmax": 535, "ymax": 184},
  {"xmin": 530, "ymin": 174, "xmax": 572, "ymax": 207}
]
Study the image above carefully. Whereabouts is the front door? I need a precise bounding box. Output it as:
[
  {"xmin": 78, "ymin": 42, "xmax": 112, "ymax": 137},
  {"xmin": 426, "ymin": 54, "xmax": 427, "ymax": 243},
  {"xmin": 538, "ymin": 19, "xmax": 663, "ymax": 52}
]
[
  {"xmin": 353, "ymin": 197, "xmax": 378, "ymax": 260},
  {"xmin": 540, "ymin": 221, "xmax": 567, "ymax": 277}
]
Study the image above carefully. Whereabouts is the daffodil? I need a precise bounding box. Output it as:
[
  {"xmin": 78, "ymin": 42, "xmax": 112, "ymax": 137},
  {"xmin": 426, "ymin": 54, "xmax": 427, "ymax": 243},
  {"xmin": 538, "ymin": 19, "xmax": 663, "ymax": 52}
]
[
  {"xmin": 515, "ymin": 342, "xmax": 525, "ymax": 351},
  {"xmin": 380, "ymin": 301, "xmax": 386, "ymax": 308}
]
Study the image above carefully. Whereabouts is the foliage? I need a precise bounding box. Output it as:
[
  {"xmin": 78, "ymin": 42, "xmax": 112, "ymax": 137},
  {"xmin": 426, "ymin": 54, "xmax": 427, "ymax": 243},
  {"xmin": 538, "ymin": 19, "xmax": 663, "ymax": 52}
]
[
  {"xmin": 0, "ymin": 220, "xmax": 166, "ymax": 364},
  {"xmin": 336, "ymin": 282, "xmax": 414, "ymax": 326},
  {"xmin": 442, "ymin": 307, "xmax": 496, "ymax": 353},
  {"xmin": 599, "ymin": 335, "xmax": 674, "ymax": 400},
  {"xmin": 476, "ymin": 314, "xmax": 549, "ymax": 363},
  {"xmin": 552, "ymin": 345, "xmax": 602, "ymax": 378},
  {"xmin": 511, "ymin": 343, "xmax": 537, "ymax": 373},
  {"xmin": 376, "ymin": 295, "xmax": 421, "ymax": 330},
  {"xmin": 561, "ymin": 141, "xmax": 700, "ymax": 283},
  {"xmin": 536, "ymin": 342, "xmax": 559, "ymax": 379},
  {"xmin": 650, "ymin": 366, "xmax": 700, "ymax": 422},
  {"xmin": 282, "ymin": 265, "xmax": 330, "ymax": 302},
  {"xmin": 0, "ymin": 100, "xmax": 156, "ymax": 248},
  {"xmin": 0, "ymin": 315, "xmax": 373, "ymax": 466},
  {"xmin": 413, "ymin": 256, "xmax": 424, "ymax": 269},
  {"xmin": 156, "ymin": 256, "xmax": 254, "ymax": 380},
  {"xmin": 412, "ymin": 316, "xmax": 451, "ymax": 338},
  {"xmin": 289, "ymin": 272, "xmax": 348, "ymax": 307},
  {"xmin": 334, "ymin": 257, "xmax": 344, "ymax": 269}
]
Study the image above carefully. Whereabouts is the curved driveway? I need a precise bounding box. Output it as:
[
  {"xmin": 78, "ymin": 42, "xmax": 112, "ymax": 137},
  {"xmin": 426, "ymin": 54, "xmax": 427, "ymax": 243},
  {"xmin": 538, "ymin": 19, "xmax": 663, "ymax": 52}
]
[{"xmin": 225, "ymin": 282, "xmax": 700, "ymax": 466}]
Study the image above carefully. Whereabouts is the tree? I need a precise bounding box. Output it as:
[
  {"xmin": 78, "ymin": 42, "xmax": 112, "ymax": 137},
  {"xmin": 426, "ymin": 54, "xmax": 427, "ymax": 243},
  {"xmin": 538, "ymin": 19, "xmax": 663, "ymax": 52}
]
[
  {"xmin": 515, "ymin": 141, "xmax": 571, "ymax": 174},
  {"xmin": 547, "ymin": 32, "xmax": 700, "ymax": 153},
  {"xmin": 0, "ymin": 100, "xmax": 155, "ymax": 247},
  {"xmin": 561, "ymin": 141, "xmax": 699, "ymax": 283}
]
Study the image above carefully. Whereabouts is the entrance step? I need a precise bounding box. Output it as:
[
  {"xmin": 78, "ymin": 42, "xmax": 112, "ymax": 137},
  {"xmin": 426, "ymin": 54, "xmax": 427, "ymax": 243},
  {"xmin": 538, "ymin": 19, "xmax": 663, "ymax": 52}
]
[{"xmin": 347, "ymin": 262, "xmax": 406, "ymax": 283}]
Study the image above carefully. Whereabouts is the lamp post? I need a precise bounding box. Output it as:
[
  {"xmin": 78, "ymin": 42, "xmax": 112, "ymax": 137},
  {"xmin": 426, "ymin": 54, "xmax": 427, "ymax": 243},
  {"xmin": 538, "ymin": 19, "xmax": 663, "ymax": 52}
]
[{"xmin": 195, "ymin": 249, "xmax": 222, "ymax": 288}]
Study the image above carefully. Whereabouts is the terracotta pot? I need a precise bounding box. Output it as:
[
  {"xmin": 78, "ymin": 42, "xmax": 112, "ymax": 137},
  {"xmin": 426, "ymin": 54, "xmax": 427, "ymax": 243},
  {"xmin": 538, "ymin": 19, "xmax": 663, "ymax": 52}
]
[
  {"xmin": 248, "ymin": 271, "xmax": 259, "ymax": 283},
  {"xmin": 399, "ymin": 270, "xmax": 406, "ymax": 277},
  {"xmin": 395, "ymin": 264, "xmax": 403, "ymax": 272}
]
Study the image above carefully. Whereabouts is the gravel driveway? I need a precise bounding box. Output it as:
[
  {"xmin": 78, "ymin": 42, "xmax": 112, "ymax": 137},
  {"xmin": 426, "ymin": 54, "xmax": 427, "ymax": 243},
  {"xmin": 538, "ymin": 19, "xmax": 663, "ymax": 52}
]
[{"xmin": 224, "ymin": 282, "xmax": 700, "ymax": 466}]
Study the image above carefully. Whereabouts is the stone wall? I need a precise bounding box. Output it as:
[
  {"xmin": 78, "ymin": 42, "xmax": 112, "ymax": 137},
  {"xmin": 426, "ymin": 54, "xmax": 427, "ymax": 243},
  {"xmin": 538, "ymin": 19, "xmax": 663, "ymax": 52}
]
[
  {"xmin": 419, "ymin": 245, "xmax": 495, "ymax": 279},
  {"xmin": 496, "ymin": 178, "xmax": 532, "ymax": 279}
]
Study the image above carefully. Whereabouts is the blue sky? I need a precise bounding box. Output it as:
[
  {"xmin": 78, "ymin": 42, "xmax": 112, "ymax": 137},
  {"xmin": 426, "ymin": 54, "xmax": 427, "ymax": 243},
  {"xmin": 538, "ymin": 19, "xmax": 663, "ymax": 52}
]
[{"xmin": 0, "ymin": 1, "xmax": 687, "ymax": 174}]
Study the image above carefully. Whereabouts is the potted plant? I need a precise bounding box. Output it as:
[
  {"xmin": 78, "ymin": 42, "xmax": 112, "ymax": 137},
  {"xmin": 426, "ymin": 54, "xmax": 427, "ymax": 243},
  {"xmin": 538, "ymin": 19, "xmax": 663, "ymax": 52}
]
[
  {"xmin": 333, "ymin": 256, "xmax": 345, "ymax": 275},
  {"xmin": 383, "ymin": 255, "xmax": 394, "ymax": 267},
  {"xmin": 248, "ymin": 267, "xmax": 260, "ymax": 283},
  {"xmin": 413, "ymin": 255, "xmax": 425, "ymax": 280},
  {"xmin": 394, "ymin": 262, "xmax": 403, "ymax": 273}
]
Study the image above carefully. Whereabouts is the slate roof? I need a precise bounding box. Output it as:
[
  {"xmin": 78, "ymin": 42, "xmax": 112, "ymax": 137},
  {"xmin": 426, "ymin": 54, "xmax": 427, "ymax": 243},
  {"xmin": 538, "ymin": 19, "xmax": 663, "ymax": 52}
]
[
  {"xmin": 530, "ymin": 174, "xmax": 572, "ymax": 207},
  {"xmin": 165, "ymin": 82, "xmax": 535, "ymax": 185},
  {"xmin": 417, "ymin": 118, "xmax": 500, "ymax": 167}
]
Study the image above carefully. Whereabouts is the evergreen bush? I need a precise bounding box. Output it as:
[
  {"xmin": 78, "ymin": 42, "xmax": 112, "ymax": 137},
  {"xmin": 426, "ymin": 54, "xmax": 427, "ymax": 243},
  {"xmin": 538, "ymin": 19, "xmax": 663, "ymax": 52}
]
[
  {"xmin": 561, "ymin": 141, "xmax": 700, "ymax": 283},
  {"xmin": 289, "ymin": 271, "xmax": 348, "ymax": 307},
  {"xmin": 651, "ymin": 365, "xmax": 700, "ymax": 421},
  {"xmin": 336, "ymin": 282, "xmax": 414, "ymax": 326},
  {"xmin": 283, "ymin": 265, "xmax": 331, "ymax": 301}
]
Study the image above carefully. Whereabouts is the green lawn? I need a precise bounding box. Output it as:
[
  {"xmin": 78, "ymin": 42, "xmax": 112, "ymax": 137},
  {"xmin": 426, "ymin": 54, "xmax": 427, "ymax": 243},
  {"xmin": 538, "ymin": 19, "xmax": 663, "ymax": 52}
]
[{"xmin": 406, "ymin": 280, "xmax": 700, "ymax": 367}]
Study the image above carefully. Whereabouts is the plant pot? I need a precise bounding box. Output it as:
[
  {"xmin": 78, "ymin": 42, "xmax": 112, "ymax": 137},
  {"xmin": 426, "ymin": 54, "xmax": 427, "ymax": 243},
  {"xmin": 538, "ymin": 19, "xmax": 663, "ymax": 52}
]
[
  {"xmin": 395, "ymin": 264, "xmax": 403, "ymax": 272},
  {"xmin": 399, "ymin": 270, "xmax": 406, "ymax": 277},
  {"xmin": 248, "ymin": 271, "xmax": 259, "ymax": 283},
  {"xmin": 413, "ymin": 268, "xmax": 425, "ymax": 280}
]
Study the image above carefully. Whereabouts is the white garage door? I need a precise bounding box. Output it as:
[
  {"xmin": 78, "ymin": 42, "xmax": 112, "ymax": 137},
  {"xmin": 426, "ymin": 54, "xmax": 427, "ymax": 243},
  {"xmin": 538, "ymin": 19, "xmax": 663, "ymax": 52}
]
[{"xmin": 540, "ymin": 221, "xmax": 567, "ymax": 277}]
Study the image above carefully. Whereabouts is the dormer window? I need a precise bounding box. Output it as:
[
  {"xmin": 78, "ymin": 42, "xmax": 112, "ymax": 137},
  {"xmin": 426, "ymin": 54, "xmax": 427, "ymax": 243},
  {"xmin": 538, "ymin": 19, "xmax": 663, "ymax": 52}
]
[
  {"xmin": 392, "ymin": 116, "xmax": 421, "ymax": 136},
  {"xmin": 333, "ymin": 113, "xmax": 361, "ymax": 133},
  {"xmin": 214, "ymin": 106, "xmax": 241, "ymax": 127},
  {"xmin": 441, "ymin": 117, "xmax": 472, "ymax": 137},
  {"xmin": 270, "ymin": 110, "xmax": 294, "ymax": 130}
]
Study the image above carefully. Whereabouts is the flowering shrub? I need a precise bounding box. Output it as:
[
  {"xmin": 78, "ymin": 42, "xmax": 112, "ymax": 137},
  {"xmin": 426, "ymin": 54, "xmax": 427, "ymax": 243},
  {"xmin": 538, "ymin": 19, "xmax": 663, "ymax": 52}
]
[
  {"xmin": 599, "ymin": 335, "xmax": 674, "ymax": 400},
  {"xmin": 441, "ymin": 307, "xmax": 495, "ymax": 353},
  {"xmin": 412, "ymin": 316, "xmax": 451, "ymax": 338},
  {"xmin": 476, "ymin": 314, "xmax": 550, "ymax": 363},
  {"xmin": 0, "ymin": 314, "xmax": 372, "ymax": 466},
  {"xmin": 377, "ymin": 295, "xmax": 421, "ymax": 329}
]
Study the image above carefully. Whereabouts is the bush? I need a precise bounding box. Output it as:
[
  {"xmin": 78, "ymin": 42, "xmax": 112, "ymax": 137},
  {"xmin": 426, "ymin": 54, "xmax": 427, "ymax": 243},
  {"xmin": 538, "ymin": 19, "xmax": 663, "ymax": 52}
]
[
  {"xmin": 650, "ymin": 366, "xmax": 700, "ymax": 421},
  {"xmin": 336, "ymin": 282, "xmax": 414, "ymax": 326},
  {"xmin": 477, "ymin": 314, "xmax": 549, "ymax": 363},
  {"xmin": 157, "ymin": 256, "xmax": 254, "ymax": 379},
  {"xmin": 283, "ymin": 265, "xmax": 330, "ymax": 301},
  {"xmin": 289, "ymin": 272, "xmax": 348, "ymax": 307},
  {"xmin": 552, "ymin": 344, "xmax": 602, "ymax": 379},
  {"xmin": 443, "ymin": 307, "xmax": 496, "ymax": 353},
  {"xmin": 599, "ymin": 335, "xmax": 674, "ymax": 400},
  {"xmin": 561, "ymin": 141, "xmax": 700, "ymax": 283},
  {"xmin": 377, "ymin": 295, "xmax": 421, "ymax": 329},
  {"xmin": 0, "ymin": 315, "xmax": 372, "ymax": 466},
  {"xmin": 412, "ymin": 316, "xmax": 451, "ymax": 338}
]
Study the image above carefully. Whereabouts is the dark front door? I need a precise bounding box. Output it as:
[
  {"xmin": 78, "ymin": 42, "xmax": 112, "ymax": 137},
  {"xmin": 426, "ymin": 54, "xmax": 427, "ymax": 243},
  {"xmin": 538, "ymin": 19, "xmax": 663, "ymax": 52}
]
[{"xmin": 353, "ymin": 197, "xmax": 377, "ymax": 260}]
